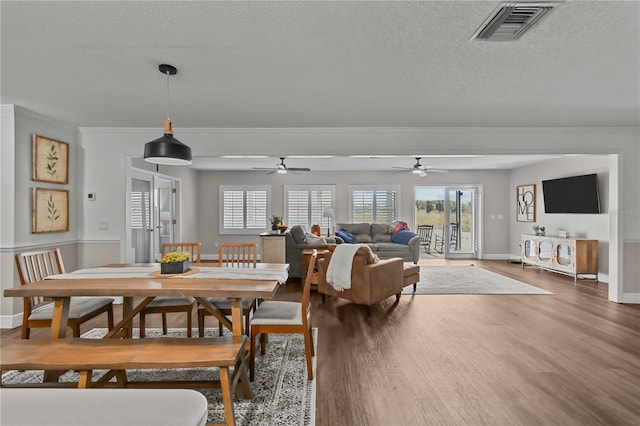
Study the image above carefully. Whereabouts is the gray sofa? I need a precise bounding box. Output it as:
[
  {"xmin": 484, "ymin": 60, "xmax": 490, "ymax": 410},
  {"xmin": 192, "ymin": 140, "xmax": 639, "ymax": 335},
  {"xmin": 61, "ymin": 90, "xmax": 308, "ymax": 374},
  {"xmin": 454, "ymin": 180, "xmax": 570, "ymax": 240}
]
[
  {"xmin": 285, "ymin": 225, "xmax": 343, "ymax": 278},
  {"xmin": 335, "ymin": 222, "xmax": 420, "ymax": 264}
]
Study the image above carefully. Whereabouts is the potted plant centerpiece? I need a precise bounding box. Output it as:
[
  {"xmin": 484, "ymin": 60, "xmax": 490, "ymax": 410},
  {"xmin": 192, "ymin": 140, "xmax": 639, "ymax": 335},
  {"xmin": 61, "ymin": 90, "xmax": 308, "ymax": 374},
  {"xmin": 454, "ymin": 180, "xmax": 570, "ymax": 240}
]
[{"xmin": 160, "ymin": 251, "xmax": 191, "ymax": 274}]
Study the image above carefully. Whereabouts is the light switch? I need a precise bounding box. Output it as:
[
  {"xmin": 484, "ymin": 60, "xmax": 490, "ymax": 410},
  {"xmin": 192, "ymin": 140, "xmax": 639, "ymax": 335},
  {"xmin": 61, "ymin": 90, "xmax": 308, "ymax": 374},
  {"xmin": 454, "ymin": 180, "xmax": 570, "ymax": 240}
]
[{"xmin": 98, "ymin": 222, "xmax": 108, "ymax": 231}]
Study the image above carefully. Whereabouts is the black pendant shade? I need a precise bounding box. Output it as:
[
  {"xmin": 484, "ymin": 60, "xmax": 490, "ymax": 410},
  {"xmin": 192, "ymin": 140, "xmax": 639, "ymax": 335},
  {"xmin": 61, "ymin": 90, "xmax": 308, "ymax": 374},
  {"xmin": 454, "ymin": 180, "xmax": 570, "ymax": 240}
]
[
  {"xmin": 143, "ymin": 64, "xmax": 192, "ymax": 166},
  {"xmin": 143, "ymin": 133, "xmax": 192, "ymax": 166}
]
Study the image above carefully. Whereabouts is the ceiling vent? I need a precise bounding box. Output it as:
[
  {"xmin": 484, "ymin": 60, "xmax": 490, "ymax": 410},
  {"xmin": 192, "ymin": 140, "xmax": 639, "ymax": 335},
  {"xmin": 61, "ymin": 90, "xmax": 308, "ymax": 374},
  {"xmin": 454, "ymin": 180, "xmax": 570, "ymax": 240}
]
[{"xmin": 470, "ymin": 2, "xmax": 561, "ymax": 41}]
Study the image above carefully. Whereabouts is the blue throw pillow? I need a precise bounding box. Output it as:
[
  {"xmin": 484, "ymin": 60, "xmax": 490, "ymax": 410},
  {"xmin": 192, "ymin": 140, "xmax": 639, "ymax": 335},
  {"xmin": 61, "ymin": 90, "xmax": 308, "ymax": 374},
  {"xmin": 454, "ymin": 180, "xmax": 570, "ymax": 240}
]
[
  {"xmin": 335, "ymin": 229, "xmax": 356, "ymax": 244},
  {"xmin": 391, "ymin": 230, "xmax": 417, "ymax": 245}
]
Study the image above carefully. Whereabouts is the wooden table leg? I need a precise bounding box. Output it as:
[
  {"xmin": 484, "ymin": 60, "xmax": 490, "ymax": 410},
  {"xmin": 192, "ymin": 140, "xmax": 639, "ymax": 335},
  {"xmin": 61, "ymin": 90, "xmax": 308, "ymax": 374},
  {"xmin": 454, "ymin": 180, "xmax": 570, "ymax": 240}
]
[
  {"xmin": 122, "ymin": 296, "xmax": 133, "ymax": 338},
  {"xmin": 50, "ymin": 297, "xmax": 70, "ymax": 339},
  {"xmin": 230, "ymin": 299, "xmax": 244, "ymax": 336},
  {"xmin": 44, "ymin": 297, "xmax": 71, "ymax": 382}
]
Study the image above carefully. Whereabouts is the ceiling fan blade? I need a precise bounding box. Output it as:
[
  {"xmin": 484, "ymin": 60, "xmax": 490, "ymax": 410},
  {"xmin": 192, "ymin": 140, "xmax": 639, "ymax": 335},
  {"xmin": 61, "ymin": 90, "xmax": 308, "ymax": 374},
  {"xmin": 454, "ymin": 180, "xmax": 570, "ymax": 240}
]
[
  {"xmin": 265, "ymin": 170, "xmax": 277, "ymax": 175},
  {"xmin": 287, "ymin": 167, "xmax": 311, "ymax": 172},
  {"xmin": 253, "ymin": 167, "xmax": 276, "ymax": 170},
  {"xmin": 426, "ymin": 169, "xmax": 449, "ymax": 173},
  {"xmin": 392, "ymin": 166, "xmax": 412, "ymax": 170}
]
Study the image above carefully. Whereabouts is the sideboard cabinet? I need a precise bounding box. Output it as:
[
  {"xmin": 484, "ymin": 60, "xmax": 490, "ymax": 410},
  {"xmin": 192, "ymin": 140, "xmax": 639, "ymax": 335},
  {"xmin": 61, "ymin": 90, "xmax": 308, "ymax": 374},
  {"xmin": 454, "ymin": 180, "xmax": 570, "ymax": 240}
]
[{"xmin": 520, "ymin": 234, "xmax": 598, "ymax": 282}]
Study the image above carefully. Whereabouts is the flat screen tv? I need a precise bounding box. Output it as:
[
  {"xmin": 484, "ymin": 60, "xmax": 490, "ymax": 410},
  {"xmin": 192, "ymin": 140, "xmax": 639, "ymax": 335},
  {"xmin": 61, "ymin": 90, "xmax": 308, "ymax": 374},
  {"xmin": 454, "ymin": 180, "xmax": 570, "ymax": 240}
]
[{"xmin": 542, "ymin": 173, "xmax": 601, "ymax": 214}]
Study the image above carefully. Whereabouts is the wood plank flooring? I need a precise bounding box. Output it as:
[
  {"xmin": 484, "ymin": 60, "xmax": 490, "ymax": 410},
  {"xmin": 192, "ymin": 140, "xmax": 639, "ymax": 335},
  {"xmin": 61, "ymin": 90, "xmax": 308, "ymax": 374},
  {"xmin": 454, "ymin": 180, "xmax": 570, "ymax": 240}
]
[{"xmin": 2, "ymin": 260, "xmax": 639, "ymax": 425}]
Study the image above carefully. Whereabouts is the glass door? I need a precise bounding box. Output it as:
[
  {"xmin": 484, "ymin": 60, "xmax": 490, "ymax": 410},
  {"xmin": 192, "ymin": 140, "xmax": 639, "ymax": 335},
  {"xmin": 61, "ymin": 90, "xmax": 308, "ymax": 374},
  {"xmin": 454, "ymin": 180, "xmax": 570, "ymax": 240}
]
[
  {"xmin": 154, "ymin": 177, "xmax": 175, "ymax": 261},
  {"xmin": 126, "ymin": 169, "xmax": 182, "ymax": 263},
  {"xmin": 444, "ymin": 187, "xmax": 478, "ymax": 258},
  {"xmin": 415, "ymin": 186, "xmax": 479, "ymax": 259},
  {"xmin": 130, "ymin": 174, "xmax": 153, "ymax": 263}
]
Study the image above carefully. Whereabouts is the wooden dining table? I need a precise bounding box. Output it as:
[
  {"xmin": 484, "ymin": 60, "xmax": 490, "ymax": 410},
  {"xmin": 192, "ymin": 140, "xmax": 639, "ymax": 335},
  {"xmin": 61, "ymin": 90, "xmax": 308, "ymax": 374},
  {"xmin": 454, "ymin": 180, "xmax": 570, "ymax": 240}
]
[{"xmin": 4, "ymin": 262, "xmax": 290, "ymax": 340}]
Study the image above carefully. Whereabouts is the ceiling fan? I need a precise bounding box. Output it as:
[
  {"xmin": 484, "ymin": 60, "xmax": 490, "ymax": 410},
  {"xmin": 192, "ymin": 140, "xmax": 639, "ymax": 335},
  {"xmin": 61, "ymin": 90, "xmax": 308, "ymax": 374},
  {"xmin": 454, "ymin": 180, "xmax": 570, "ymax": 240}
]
[
  {"xmin": 253, "ymin": 157, "xmax": 311, "ymax": 175},
  {"xmin": 392, "ymin": 157, "xmax": 449, "ymax": 177}
]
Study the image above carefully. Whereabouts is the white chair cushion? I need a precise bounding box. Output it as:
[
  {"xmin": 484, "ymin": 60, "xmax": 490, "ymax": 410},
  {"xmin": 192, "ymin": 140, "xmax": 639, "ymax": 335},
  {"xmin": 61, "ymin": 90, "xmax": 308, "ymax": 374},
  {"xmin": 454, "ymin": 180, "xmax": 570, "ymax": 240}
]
[
  {"xmin": 29, "ymin": 297, "xmax": 113, "ymax": 321},
  {"xmin": 0, "ymin": 388, "xmax": 208, "ymax": 426},
  {"xmin": 207, "ymin": 297, "xmax": 255, "ymax": 310},
  {"xmin": 250, "ymin": 301, "xmax": 308, "ymax": 326},
  {"xmin": 145, "ymin": 297, "xmax": 193, "ymax": 308}
]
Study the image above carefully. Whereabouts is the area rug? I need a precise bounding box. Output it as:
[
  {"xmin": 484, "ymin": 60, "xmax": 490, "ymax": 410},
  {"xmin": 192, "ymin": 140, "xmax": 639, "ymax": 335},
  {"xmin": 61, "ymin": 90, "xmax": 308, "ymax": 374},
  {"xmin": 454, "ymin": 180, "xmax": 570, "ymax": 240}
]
[
  {"xmin": 1, "ymin": 328, "xmax": 317, "ymax": 426},
  {"xmin": 402, "ymin": 265, "xmax": 553, "ymax": 295}
]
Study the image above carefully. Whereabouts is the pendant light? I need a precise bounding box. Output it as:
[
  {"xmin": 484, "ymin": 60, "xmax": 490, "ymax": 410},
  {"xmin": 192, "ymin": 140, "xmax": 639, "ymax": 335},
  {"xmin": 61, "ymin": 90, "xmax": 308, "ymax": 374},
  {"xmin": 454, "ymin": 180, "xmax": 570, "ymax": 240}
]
[{"xmin": 143, "ymin": 64, "xmax": 192, "ymax": 165}]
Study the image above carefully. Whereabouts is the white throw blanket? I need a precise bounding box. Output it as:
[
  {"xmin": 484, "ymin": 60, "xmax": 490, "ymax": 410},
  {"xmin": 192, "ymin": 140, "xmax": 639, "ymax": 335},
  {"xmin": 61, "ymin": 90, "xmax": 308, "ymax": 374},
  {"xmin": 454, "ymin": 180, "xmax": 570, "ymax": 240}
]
[{"xmin": 326, "ymin": 244, "xmax": 368, "ymax": 291}]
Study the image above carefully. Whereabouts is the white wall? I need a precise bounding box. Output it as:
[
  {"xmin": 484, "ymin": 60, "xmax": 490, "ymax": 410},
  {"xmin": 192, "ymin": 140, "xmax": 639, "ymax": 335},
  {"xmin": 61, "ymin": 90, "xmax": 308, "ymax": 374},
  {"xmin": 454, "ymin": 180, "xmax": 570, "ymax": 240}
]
[
  {"xmin": 195, "ymin": 169, "xmax": 511, "ymax": 257},
  {"xmin": 0, "ymin": 106, "xmax": 79, "ymax": 326},
  {"xmin": 510, "ymin": 156, "xmax": 611, "ymax": 277},
  {"xmin": 43, "ymin": 126, "xmax": 640, "ymax": 304}
]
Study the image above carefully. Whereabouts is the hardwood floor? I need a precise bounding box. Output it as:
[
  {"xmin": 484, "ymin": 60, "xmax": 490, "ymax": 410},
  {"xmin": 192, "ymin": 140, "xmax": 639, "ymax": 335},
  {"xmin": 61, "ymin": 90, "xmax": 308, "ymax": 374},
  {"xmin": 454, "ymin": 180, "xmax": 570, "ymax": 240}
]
[{"xmin": 3, "ymin": 260, "xmax": 639, "ymax": 425}]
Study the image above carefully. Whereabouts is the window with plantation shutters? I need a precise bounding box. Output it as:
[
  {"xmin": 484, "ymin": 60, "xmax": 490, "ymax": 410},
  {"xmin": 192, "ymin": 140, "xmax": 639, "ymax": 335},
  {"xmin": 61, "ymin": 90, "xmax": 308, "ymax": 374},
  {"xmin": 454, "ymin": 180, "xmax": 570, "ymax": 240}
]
[
  {"xmin": 220, "ymin": 185, "xmax": 270, "ymax": 234},
  {"xmin": 349, "ymin": 185, "xmax": 400, "ymax": 223},
  {"xmin": 285, "ymin": 185, "xmax": 335, "ymax": 232}
]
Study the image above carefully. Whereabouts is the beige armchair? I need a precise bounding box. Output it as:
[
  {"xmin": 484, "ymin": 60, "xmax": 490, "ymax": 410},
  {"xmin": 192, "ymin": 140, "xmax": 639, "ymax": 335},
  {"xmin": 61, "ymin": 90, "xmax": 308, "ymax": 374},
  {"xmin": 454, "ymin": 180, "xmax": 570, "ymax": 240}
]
[{"xmin": 317, "ymin": 245, "xmax": 405, "ymax": 309}]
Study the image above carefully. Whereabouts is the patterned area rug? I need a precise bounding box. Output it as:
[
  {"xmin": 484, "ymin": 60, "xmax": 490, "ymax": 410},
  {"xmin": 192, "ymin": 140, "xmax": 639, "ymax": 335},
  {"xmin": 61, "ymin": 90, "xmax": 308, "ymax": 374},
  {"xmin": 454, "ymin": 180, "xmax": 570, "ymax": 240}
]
[
  {"xmin": 1, "ymin": 328, "xmax": 317, "ymax": 425},
  {"xmin": 402, "ymin": 265, "xmax": 553, "ymax": 295}
]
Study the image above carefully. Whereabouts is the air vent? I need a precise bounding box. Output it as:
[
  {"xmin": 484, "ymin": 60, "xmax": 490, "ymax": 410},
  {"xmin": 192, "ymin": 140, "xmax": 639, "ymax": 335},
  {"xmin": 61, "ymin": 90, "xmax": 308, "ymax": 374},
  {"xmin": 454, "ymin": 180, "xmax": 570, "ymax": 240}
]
[{"xmin": 470, "ymin": 2, "xmax": 561, "ymax": 41}]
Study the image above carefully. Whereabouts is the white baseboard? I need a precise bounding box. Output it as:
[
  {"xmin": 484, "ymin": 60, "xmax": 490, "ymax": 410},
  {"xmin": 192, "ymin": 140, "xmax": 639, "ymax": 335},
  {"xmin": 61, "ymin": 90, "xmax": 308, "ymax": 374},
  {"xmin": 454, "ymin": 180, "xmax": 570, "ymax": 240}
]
[
  {"xmin": 480, "ymin": 254, "xmax": 514, "ymax": 260},
  {"xmin": 621, "ymin": 293, "xmax": 640, "ymax": 304},
  {"xmin": 0, "ymin": 312, "xmax": 22, "ymax": 330}
]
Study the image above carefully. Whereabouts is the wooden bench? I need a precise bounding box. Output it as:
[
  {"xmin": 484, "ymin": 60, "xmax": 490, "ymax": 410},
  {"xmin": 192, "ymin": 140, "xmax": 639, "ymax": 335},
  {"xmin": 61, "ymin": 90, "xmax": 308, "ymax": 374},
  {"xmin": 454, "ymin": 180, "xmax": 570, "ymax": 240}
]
[{"xmin": 1, "ymin": 336, "xmax": 250, "ymax": 426}]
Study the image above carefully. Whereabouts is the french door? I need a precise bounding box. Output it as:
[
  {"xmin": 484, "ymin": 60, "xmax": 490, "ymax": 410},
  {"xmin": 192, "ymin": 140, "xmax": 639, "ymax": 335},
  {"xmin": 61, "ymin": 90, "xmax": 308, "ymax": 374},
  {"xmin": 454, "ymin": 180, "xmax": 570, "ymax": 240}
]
[
  {"xmin": 127, "ymin": 169, "xmax": 180, "ymax": 263},
  {"xmin": 415, "ymin": 185, "xmax": 480, "ymax": 259},
  {"xmin": 445, "ymin": 187, "xmax": 478, "ymax": 258}
]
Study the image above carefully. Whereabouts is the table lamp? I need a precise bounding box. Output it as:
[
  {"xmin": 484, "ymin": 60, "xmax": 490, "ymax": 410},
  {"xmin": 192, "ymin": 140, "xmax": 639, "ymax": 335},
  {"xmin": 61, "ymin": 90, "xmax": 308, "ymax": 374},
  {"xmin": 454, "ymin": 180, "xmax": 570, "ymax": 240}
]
[{"xmin": 322, "ymin": 208, "xmax": 334, "ymax": 237}]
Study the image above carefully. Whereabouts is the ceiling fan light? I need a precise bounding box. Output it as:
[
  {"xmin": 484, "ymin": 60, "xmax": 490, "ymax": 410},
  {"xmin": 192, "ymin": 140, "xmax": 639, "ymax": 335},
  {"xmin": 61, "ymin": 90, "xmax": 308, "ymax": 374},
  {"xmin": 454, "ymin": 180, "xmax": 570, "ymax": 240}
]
[
  {"xmin": 277, "ymin": 169, "xmax": 287, "ymax": 174},
  {"xmin": 412, "ymin": 169, "xmax": 421, "ymax": 174}
]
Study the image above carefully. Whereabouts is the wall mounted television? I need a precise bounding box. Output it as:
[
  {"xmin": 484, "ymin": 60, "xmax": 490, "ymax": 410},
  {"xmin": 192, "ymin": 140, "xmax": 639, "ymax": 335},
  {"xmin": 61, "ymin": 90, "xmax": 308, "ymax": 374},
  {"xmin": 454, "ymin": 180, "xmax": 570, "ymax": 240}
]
[{"xmin": 542, "ymin": 173, "xmax": 601, "ymax": 214}]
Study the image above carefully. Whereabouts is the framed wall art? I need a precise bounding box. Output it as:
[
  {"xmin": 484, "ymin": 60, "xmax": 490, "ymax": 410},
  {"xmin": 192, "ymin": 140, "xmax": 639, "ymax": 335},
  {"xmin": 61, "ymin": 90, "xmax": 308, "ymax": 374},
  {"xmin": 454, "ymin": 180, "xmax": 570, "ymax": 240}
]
[
  {"xmin": 32, "ymin": 134, "xmax": 69, "ymax": 184},
  {"xmin": 32, "ymin": 188, "xmax": 69, "ymax": 233},
  {"xmin": 516, "ymin": 184, "xmax": 536, "ymax": 222}
]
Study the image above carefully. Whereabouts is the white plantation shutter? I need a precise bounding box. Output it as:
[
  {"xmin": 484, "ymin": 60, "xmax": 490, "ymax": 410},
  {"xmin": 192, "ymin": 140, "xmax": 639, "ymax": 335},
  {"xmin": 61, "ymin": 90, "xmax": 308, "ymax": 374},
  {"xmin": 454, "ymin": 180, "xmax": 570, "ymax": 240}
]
[
  {"xmin": 285, "ymin": 185, "xmax": 335, "ymax": 231},
  {"xmin": 350, "ymin": 185, "xmax": 399, "ymax": 223},
  {"xmin": 220, "ymin": 186, "xmax": 270, "ymax": 234}
]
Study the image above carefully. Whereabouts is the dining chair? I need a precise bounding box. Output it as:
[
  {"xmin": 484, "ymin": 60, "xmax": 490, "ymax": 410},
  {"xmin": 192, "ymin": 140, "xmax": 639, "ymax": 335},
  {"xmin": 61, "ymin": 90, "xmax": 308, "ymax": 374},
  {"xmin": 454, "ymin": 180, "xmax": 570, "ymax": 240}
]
[
  {"xmin": 139, "ymin": 242, "xmax": 201, "ymax": 338},
  {"xmin": 249, "ymin": 250, "xmax": 316, "ymax": 381},
  {"xmin": 15, "ymin": 248, "xmax": 114, "ymax": 339},
  {"xmin": 198, "ymin": 243, "xmax": 258, "ymax": 337}
]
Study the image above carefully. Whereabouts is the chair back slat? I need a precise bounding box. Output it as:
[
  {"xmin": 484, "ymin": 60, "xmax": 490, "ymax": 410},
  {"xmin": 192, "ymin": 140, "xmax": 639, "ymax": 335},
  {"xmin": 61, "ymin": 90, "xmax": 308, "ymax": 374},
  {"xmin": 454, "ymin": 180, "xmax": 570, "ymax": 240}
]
[
  {"xmin": 161, "ymin": 242, "xmax": 202, "ymax": 264},
  {"xmin": 301, "ymin": 249, "xmax": 317, "ymax": 326},
  {"xmin": 218, "ymin": 243, "xmax": 257, "ymax": 268},
  {"xmin": 15, "ymin": 248, "xmax": 65, "ymax": 307}
]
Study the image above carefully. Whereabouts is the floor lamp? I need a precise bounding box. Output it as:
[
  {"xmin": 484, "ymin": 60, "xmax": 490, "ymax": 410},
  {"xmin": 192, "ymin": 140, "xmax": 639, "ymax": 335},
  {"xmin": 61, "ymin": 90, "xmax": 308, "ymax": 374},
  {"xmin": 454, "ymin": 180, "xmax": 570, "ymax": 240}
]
[{"xmin": 323, "ymin": 208, "xmax": 334, "ymax": 237}]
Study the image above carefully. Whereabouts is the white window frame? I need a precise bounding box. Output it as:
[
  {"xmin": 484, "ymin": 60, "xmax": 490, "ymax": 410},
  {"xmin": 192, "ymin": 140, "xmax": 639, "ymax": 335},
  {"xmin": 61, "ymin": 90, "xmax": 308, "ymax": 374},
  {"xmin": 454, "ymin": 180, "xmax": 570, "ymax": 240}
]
[
  {"xmin": 284, "ymin": 185, "xmax": 336, "ymax": 233},
  {"xmin": 219, "ymin": 185, "xmax": 271, "ymax": 235},
  {"xmin": 348, "ymin": 184, "xmax": 401, "ymax": 223}
]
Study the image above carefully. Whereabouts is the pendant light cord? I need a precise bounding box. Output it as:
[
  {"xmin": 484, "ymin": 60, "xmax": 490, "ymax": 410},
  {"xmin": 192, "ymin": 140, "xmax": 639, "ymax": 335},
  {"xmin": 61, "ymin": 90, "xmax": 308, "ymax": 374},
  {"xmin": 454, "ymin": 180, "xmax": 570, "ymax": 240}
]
[{"xmin": 165, "ymin": 70, "xmax": 171, "ymax": 121}]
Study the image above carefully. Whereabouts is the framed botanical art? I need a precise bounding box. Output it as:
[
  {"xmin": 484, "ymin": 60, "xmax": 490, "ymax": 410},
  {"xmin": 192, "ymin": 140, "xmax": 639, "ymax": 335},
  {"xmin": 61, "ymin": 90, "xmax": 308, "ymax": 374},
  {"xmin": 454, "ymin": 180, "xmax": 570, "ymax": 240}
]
[
  {"xmin": 32, "ymin": 134, "xmax": 69, "ymax": 184},
  {"xmin": 516, "ymin": 184, "xmax": 536, "ymax": 222},
  {"xmin": 32, "ymin": 188, "xmax": 69, "ymax": 233}
]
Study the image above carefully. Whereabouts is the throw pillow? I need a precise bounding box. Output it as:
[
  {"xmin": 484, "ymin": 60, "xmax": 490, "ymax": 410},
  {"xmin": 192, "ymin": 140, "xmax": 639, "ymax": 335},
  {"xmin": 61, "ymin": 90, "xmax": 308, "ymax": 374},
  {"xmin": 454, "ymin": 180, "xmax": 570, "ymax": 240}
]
[
  {"xmin": 388, "ymin": 220, "xmax": 410, "ymax": 234},
  {"xmin": 305, "ymin": 234, "xmax": 327, "ymax": 246},
  {"xmin": 391, "ymin": 230, "xmax": 417, "ymax": 245},
  {"xmin": 290, "ymin": 225, "xmax": 307, "ymax": 244},
  {"xmin": 335, "ymin": 229, "xmax": 356, "ymax": 244}
]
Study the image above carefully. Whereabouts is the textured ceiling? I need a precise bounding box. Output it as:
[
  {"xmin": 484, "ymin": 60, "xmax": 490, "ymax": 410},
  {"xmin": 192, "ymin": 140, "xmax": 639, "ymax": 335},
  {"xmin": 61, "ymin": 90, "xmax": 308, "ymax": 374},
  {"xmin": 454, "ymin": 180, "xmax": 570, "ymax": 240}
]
[
  {"xmin": 1, "ymin": 1, "xmax": 637, "ymax": 171},
  {"xmin": 2, "ymin": 1, "xmax": 638, "ymax": 129}
]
